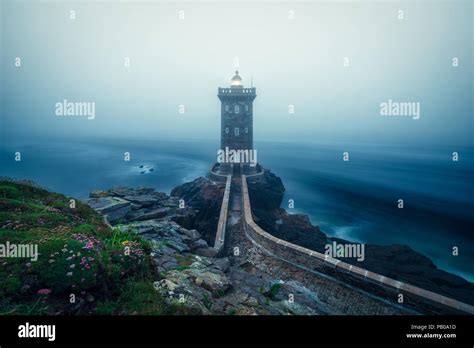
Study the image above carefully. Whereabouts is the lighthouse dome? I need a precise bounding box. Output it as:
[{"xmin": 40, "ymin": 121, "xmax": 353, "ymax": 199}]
[{"xmin": 230, "ymin": 70, "xmax": 243, "ymax": 87}]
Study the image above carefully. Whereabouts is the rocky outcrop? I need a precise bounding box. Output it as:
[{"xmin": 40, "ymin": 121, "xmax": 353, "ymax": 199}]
[
  {"xmin": 171, "ymin": 177, "xmax": 225, "ymax": 244},
  {"xmin": 86, "ymin": 185, "xmax": 340, "ymax": 315},
  {"xmin": 247, "ymin": 170, "xmax": 285, "ymax": 211},
  {"xmin": 87, "ymin": 186, "xmax": 195, "ymax": 225},
  {"xmin": 87, "ymin": 171, "xmax": 474, "ymax": 313}
]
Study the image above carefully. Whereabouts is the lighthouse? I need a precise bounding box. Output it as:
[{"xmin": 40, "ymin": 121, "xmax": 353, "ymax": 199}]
[{"xmin": 216, "ymin": 71, "xmax": 257, "ymax": 175}]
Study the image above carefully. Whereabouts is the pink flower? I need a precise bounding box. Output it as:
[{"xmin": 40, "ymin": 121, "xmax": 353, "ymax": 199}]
[{"xmin": 37, "ymin": 288, "xmax": 52, "ymax": 295}]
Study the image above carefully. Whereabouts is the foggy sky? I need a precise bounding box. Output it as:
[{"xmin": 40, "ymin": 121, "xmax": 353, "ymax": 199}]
[{"xmin": 1, "ymin": 0, "xmax": 472, "ymax": 146}]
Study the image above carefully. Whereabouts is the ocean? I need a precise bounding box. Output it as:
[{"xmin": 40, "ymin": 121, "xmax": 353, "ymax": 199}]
[{"xmin": 1, "ymin": 136, "xmax": 472, "ymax": 281}]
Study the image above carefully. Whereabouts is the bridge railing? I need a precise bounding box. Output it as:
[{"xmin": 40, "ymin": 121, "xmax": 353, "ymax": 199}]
[
  {"xmin": 241, "ymin": 174, "xmax": 474, "ymax": 315},
  {"xmin": 213, "ymin": 174, "xmax": 232, "ymax": 254}
]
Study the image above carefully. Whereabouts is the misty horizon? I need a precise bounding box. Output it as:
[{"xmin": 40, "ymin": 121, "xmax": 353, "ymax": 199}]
[{"xmin": 1, "ymin": 0, "xmax": 472, "ymax": 147}]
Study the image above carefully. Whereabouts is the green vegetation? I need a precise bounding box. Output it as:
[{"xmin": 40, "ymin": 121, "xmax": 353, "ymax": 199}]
[
  {"xmin": 95, "ymin": 281, "xmax": 199, "ymax": 315},
  {"xmin": 266, "ymin": 282, "xmax": 282, "ymax": 301},
  {"xmin": 0, "ymin": 179, "xmax": 193, "ymax": 315},
  {"xmin": 201, "ymin": 294, "xmax": 211, "ymax": 310}
]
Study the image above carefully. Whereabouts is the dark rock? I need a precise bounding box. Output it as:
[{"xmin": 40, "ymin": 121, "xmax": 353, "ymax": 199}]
[
  {"xmin": 194, "ymin": 247, "xmax": 218, "ymax": 258},
  {"xmin": 171, "ymin": 177, "xmax": 225, "ymax": 244},
  {"xmin": 180, "ymin": 229, "xmax": 202, "ymax": 242},
  {"xmin": 172, "ymin": 211, "xmax": 196, "ymax": 229},
  {"xmin": 212, "ymin": 257, "xmax": 230, "ymax": 273},
  {"xmin": 166, "ymin": 239, "xmax": 190, "ymax": 253},
  {"xmin": 131, "ymin": 207, "xmax": 171, "ymax": 221},
  {"xmin": 87, "ymin": 197, "xmax": 130, "ymax": 213},
  {"xmin": 261, "ymin": 208, "xmax": 327, "ymax": 253},
  {"xmin": 189, "ymin": 238, "xmax": 209, "ymax": 250},
  {"xmin": 105, "ymin": 205, "xmax": 132, "ymax": 224},
  {"xmin": 123, "ymin": 194, "xmax": 160, "ymax": 207},
  {"xmin": 108, "ymin": 187, "xmax": 143, "ymax": 197},
  {"xmin": 247, "ymin": 170, "xmax": 285, "ymax": 211}
]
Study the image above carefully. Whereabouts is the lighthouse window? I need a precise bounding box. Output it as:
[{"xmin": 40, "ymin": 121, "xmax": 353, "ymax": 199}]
[
  {"xmin": 234, "ymin": 127, "xmax": 239, "ymax": 136},
  {"xmin": 245, "ymin": 127, "xmax": 248, "ymax": 134},
  {"xmin": 245, "ymin": 105, "xmax": 249, "ymax": 112},
  {"xmin": 235, "ymin": 105, "xmax": 239, "ymax": 114},
  {"xmin": 225, "ymin": 127, "xmax": 229, "ymax": 134},
  {"xmin": 225, "ymin": 105, "xmax": 229, "ymax": 112}
]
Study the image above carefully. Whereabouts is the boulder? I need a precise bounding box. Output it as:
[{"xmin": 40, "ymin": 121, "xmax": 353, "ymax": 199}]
[
  {"xmin": 186, "ymin": 269, "xmax": 231, "ymax": 297},
  {"xmin": 193, "ymin": 247, "xmax": 218, "ymax": 258},
  {"xmin": 123, "ymin": 194, "xmax": 160, "ymax": 207},
  {"xmin": 171, "ymin": 177, "xmax": 225, "ymax": 242},
  {"xmin": 131, "ymin": 207, "xmax": 171, "ymax": 221},
  {"xmin": 189, "ymin": 238, "xmax": 208, "ymax": 250},
  {"xmin": 87, "ymin": 197, "xmax": 131, "ymax": 213}
]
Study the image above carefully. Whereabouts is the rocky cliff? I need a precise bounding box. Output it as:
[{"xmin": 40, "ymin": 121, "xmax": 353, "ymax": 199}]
[
  {"xmin": 86, "ymin": 185, "xmax": 337, "ymax": 314},
  {"xmin": 243, "ymin": 171, "xmax": 474, "ymax": 306},
  {"xmin": 85, "ymin": 169, "xmax": 473, "ymax": 313}
]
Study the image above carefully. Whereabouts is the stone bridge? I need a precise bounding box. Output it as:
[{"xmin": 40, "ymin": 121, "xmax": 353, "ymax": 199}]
[{"xmin": 210, "ymin": 169, "xmax": 474, "ymax": 315}]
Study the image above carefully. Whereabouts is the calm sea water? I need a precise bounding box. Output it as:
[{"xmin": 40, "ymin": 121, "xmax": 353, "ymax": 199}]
[{"xmin": 1, "ymin": 137, "xmax": 472, "ymax": 281}]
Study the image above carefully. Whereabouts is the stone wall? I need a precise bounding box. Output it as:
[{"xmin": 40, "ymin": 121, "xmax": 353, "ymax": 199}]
[
  {"xmin": 213, "ymin": 175, "xmax": 231, "ymax": 254},
  {"xmin": 241, "ymin": 175, "xmax": 474, "ymax": 315}
]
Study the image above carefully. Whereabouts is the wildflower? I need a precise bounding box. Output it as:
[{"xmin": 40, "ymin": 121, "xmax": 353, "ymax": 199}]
[
  {"xmin": 48, "ymin": 259, "xmax": 55, "ymax": 264},
  {"xmin": 37, "ymin": 288, "xmax": 52, "ymax": 295},
  {"xmin": 66, "ymin": 272, "xmax": 73, "ymax": 277},
  {"xmin": 25, "ymin": 262, "xmax": 31, "ymax": 268},
  {"xmin": 70, "ymin": 264, "xmax": 76, "ymax": 269}
]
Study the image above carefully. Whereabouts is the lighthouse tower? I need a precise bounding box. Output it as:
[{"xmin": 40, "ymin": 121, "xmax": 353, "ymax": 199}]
[{"xmin": 217, "ymin": 71, "xmax": 257, "ymax": 174}]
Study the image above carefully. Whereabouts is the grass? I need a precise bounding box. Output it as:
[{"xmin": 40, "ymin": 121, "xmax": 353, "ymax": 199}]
[
  {"xmin": 201, "ymin": 294, "xmax": 211, "ymax": 310},
  {"xmin": 267, "ymin": 282, "xmax": 282, "ymax": 301},
  {"xmin": 0, "ymin": 179, "xmax": 192, "ymax": 315},
  {"xmin": 95, "ymin": 281, "xmax": 199, "ymax": 315}
]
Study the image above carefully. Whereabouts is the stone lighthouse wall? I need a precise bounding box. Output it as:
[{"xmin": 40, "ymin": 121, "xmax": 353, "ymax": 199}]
[
  {"xmin": 220, "ymin": 101, "xmax": 253, "ymax": 152},
  {"xmin": 216, "ymin": 87, "xmax": 256, "ymax": 174},
  {"xmin": 218, "ymin": 87, "xmax": 256, "ymax": 153}
]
